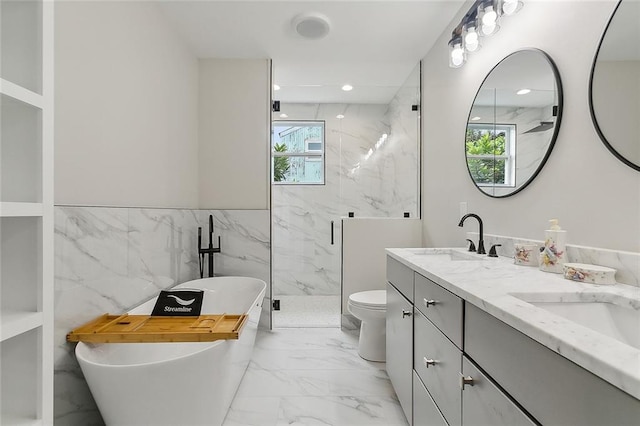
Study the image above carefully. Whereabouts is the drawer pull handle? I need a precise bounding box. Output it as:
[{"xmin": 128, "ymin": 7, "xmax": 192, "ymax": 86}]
[
  {"xmin": 423, "ymin": 298, "xmax": 437, "ymax": 307},
  {"xmin": 460, "ymin": 374, "xmax": 475, "ymax": 389},
  {"xmin": 423, "ymin": 357, "xmax": 436, "ymax": 368},
  {"xmin": 402, "ymin": 310, "xmax": 412, "ymax": 318}
]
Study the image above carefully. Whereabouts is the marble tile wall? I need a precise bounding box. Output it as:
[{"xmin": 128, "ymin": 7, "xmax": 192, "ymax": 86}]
[
  {"xmin": 54, "ymin": 206, "xmax": 270, "ymax": 425},
  {"xmin": 273, "ymin": 91, "xmax": 420, "ymax": 298},
  {"xmin": 471, "ymin": 232, "xmax": 640, "ymax": 287}
]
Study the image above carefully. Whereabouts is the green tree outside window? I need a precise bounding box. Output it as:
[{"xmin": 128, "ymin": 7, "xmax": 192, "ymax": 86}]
[
  {"xmin": 466, "ymin": 128, "xmax": 507, "ymax": 185},
  {"xmin": 273, "ymin": 142, "xmax": 290, "ymax": 182}
]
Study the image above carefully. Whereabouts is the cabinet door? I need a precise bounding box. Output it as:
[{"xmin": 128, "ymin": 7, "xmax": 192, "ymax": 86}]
[
  {"xmin": 386, "ymin": 282, "xmax": 413, "ymax": 424},
  {"xmin": 413, "ymin": 371, "xmax": 448, "ymax": 426},
  {"xmin": 465, "ymin": 303, "xmax": 640, "ymax": 426},
  {"xmin": 414, "ymin": 310, "xmax": 462, "ymax": 426},
  {"xmin": 462, "ymin": 357, "xmax": 537, "ymax": 426}
]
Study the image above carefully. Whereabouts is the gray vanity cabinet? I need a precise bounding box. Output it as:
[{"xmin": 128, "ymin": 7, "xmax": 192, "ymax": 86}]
[
  {"xmin": 386, "ymin": 257, "xmax": 414, "ymax": 424},
  {"xmin": 461, "ymin": 357, "xmax": 536, "ymax": 426},
  {"xmin": 413, "ymin": 371, "xmax": 448, "ymax": 426},
  {"xmin": 414, "ymin": 309, "xmax": 462, "ymax": 426},
  {"xmin": 465, "ymin": 303, "xmax": 640, "ymax": 426},
  {"xmin": 387, "ymin": 254, "xmax": 640, "ymax": 426},
  {"xmin": 387, "ymin": 256, "xmax": 414, "ymax": 303},
  {"xmin": 414, "ymin": 273, "xmax": 463, "ymax": 348}
]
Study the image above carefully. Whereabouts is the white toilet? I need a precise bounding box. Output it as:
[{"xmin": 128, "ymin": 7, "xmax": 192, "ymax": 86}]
[{"xmin": 347, "ymin": 290, "xmax": 387, "ymax": 362}]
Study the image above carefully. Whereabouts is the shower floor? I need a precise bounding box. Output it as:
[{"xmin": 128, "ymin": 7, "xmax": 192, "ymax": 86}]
[{"xmin": 272, "ymin": 295, "xmax": 341, "ymax": 328}]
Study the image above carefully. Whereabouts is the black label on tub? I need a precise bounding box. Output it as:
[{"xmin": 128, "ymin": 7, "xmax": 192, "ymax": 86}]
[{"xmin": 151, "ymin": 290, "xmax": 204, "ymax": 316}]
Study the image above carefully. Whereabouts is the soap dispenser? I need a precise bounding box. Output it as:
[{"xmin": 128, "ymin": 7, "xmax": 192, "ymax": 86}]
[{"xmin": 539, "ymin": 219, "xmax": 566, "ymax": 274}]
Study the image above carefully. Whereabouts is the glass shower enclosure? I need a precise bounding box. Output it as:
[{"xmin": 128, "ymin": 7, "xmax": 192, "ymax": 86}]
[{"xmin": 270, "ymin": 63, "xmax": 421, "ymax": 328}]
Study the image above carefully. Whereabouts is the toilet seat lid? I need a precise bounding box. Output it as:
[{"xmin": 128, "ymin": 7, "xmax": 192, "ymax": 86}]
[{"xmin": 349, "ymin": 290, "xmax": 386, "ymax": 309}]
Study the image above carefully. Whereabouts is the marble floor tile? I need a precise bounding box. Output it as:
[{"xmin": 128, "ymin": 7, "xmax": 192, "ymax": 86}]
[
  {"xmin": 224, "ymin": 396, "xmax": 281, "ymax": 426},
  {"xmin": 276, "ymin": 396, "xmax": 409, "ymax": 426},
  {"xmin": 272, "ymin": 295, "xmax": 341, "ymax": 328},
  {"xmin": 223, "ymin": 328, "xmax": 408, "ymax": 426}
]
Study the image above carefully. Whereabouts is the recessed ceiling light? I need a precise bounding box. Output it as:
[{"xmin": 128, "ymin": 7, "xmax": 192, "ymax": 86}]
[
  {"xmin": 336, "ymin": 114, "xmax": 345, "ymax": 119},
  {"xmin": 471, "ymin": 116, "xmax": 481, "ymax": 121},
  {"xmin": 273, "ymin": 84, "xmax": 280, "ymax": 91},
  {"xmin": 342, "ymin": 84, "xmax": 353, "ymax": 92},
  {"xmin": 292, "ymin": 12, "xmax": 331, "ymax": 40},
  {"xmin": 279, "ymin": 113, "xmax": 288, "ymax": 118},
  {"xmin": 517, "ymin": 88, "xmax": 531, "ymax": 95}
]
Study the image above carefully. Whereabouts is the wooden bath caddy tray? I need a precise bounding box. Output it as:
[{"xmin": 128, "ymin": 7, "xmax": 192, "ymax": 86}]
[{"xmin": 67, "ymin": 313, "xmax": 248, "ymax": 343}]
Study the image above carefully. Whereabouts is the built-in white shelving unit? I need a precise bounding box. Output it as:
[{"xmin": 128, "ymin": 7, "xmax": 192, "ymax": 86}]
[{"xmin": 1, "ymin": 0, "xmax": 53, "ymax": 424}]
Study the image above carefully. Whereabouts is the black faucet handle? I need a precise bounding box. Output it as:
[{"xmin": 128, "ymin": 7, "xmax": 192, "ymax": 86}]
[
  {"xmin": 465, "ymin": 239, "xmax": 476, "ymax": 252},
  {"xmin": 488, "ymin": 244, "xmax": 502, "ymax": 257}
]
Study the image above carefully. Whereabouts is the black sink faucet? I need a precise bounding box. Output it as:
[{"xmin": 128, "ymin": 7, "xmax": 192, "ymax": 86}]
[{"xmin": 458, "ymin": 213, "xmax": 486, "ymax": 255}]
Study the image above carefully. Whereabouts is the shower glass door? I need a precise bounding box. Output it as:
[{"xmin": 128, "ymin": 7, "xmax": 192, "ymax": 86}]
[
  {"xmin": 271, "ymin": 114, "xmax": 342, "ymax": 328},
  {"xmin": 270, "ymin": 63, "xmax": 421, "ymax": 328}
]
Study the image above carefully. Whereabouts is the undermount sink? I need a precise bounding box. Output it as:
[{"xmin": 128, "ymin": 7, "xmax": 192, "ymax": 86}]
[
  {"xmin": 407, "ymin": 248, "xmax": 486, "ymax": 261},
  {"xmin": 511, "ymin": 293, "xmax": 640, "ymax": 350}
]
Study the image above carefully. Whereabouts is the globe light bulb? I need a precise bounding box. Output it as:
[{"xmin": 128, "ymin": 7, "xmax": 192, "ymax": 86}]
[
  {"xmin": 502, "ymin": 0, "xmax": 523, "ymax": 16},
  {"xmin": 465, "ymin": 30, "xmax": 479, "ymax": 52},
  {"xmin": 482, "ymin": 9, "xmax": 497, "ymax": 26},
  {"xmin": 451, "ymin": 45, "xmax": 465, "ymax": 67}
]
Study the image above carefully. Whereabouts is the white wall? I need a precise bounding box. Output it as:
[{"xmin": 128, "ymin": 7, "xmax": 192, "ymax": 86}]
[
  {"xmin": 342, "ymin": 218, "xmax": 422, "ymax": 314},
  {"xmin": 592, "ymin": 60, "xmax": 640, "ymax": 163},
  {"xmin": 54, "ymin": 1, "xmax": 199, "ymax": 208},
  {"xmin": 422, "ymin": 0, "xmax": 640, "ymax": 253},
  {"xmin": 199, "ymin": 59, "xmax": 270, "ymax": 209}
]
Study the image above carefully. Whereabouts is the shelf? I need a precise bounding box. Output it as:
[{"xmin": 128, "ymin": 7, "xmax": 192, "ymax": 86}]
[
  {"xmin": 1, "ymin": 217, "xmax": 41, "ymax": 316},
  {"xmin": 0, "ymin": 202, "xmax": 43, "ymax": 217},
  {"xmin": 1, "ymin": 0, "xmax": 52, "ymax": 423},
  {"xmin": 0, "ymin": 414, "xmax": 43, "ymax": 426},
  {"xmin": 0, "ymin": 78, "xmax": 43, "ymax": 109},
  {"xmin": 1, "ymin": 328, "xmax": 41, "ymax": 422},
  {"xmin": 0, "ymin": 0, "xmax": 42, "ymax": 95},
  {"xmin": 1, "ymin": 93, "xmax": 43, "ymax": 203},
  {"xmin": 0, "ymin": 311, "xmax": 43, "ymax": 342}
]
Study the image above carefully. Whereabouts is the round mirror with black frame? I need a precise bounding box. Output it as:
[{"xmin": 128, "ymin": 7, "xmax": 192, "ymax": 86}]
[
  {"xmin": 466, "ymin": 49, "xmax": 563, "ymax": 197},
  {"xmin": 589, "ymin": 0, "xmax": 640, "ymax": 172}
]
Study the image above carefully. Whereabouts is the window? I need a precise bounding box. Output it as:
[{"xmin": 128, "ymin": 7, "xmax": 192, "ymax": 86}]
[
  {"xmin": 466, "ymin": 123, "xmax": 516, "ymax": 187},
  {"xmin": 272, "ymin": 121, "xmax": 325, "ymax": 184}
]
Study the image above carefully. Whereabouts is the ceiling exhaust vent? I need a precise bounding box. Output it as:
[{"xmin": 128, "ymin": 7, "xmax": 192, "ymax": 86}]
[{"xmin": 292, "ymin": 13, "xmax": 331, "ymax": 40}]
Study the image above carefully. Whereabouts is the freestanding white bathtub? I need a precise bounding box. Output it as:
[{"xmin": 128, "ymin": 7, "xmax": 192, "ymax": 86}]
[{"xmin": 75, "ymin": 276, "xmax": 266, "ymax": 426}]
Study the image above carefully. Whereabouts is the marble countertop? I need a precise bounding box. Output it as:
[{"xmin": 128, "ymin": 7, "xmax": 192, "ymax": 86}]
[{"xmin": 386, "ymin": 247, "xmax": 640, "ymax": 400}]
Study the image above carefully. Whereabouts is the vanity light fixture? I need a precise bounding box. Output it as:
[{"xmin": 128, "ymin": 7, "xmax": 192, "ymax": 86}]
[
  {"xmin": 517, "ymin": 88, "xmax": 531, "ymax": 95},
  {"xmin": 448, "ymin": 0, "xmax": 524, "ymax": 68},
  {"xmin": 341, "ymin": 84, "xmax": 353, "ymax": 91}
]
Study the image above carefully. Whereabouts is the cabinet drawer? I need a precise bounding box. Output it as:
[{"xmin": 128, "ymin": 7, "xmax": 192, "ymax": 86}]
[
  {"xmin": 387, "ymin": 256, "xmax": 414, "ymax": 302},
  {"xmin": 461, "ymin": 356, "xmax": 537, "ymax": 426},
  {"xmin": 415, "ymin": 272, "xmax": 463, "ymax": 348},
  {"xmin": 413, "ymin": 371, "xmax": 448, "ymax": 426},
  {"xmin": 414, "ymin": 310, "xmax": 462, "ymax": 426},
  {"xmin": 465, "ymin": 303, "xmax": 640, "ymax": 426}
]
